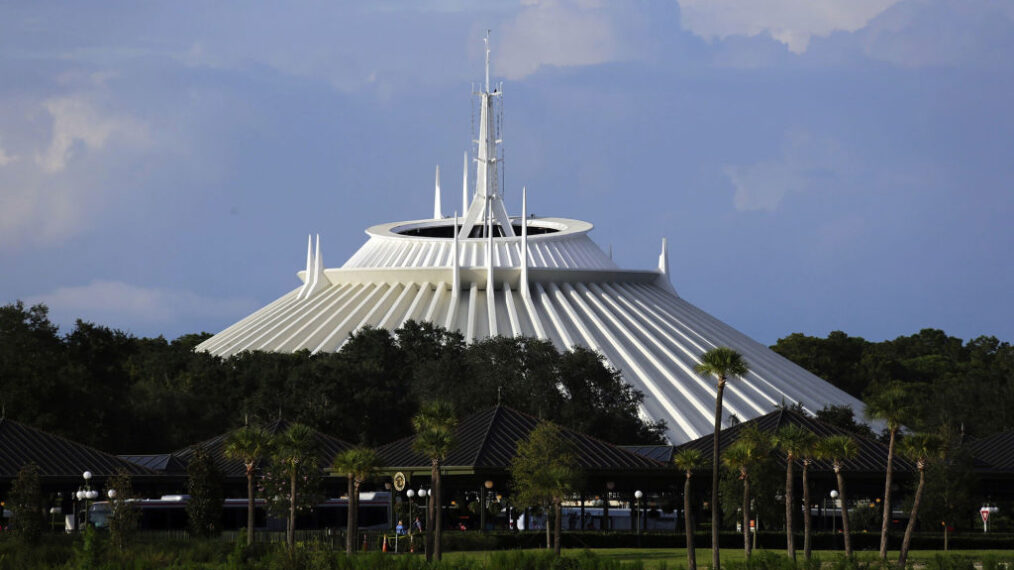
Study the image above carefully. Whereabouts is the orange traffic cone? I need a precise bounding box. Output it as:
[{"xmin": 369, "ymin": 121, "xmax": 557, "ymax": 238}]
[
  {"xmin": 362, "ymin": 533, "xmax": 368, "ymax": 551},
  {"xmin": 382, "ymin": 535, "xmax": 389, "ymax": 552}
]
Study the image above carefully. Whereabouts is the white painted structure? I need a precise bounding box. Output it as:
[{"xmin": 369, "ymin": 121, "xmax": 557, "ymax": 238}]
[{"xmin": 197, "ymin": 35, "xmax": 866, "ymax": 444}]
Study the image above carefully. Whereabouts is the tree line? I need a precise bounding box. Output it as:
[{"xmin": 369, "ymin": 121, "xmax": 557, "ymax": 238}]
[
  {"xmin": 772, "ymin": 329, "xmax": 1014, "ymax": 439},
  {"xmin": 0, "ymin": 301, "xmax": 665, "ymax": 454}
]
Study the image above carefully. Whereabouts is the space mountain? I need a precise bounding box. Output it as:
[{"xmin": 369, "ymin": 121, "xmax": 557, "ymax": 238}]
[{"xmin": 197, "ymin": 39, "xmax": 866, "ymax": 444}]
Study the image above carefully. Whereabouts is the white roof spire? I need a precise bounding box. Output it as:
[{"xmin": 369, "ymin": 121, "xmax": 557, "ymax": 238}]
[
  {"xmin": 462, "ymin": 151, "xmax": 468, "ymax": 218},
  {"xmin": 433, "ymin": 165, "xmax": 443, "ymax": 219},
  {"xmin": 459, "ymin": 31, "xmax": 515, "ymax": 239}
]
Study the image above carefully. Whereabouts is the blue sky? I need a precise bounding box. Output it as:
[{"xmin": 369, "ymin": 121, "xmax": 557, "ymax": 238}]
[{"xmin": 1, "ymin": 0, "xmax": 1012, "ymax": 346}]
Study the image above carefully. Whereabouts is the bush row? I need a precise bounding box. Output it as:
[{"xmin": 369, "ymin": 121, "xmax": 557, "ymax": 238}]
[{"xmin": 436, "ymin": 530, "xmax": 1014, "ymax": 552}]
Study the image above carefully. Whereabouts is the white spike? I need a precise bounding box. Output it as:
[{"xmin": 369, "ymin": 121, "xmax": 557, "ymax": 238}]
[
  {"xmin": 462, "ymin": 151, "xmax": 468, "ymax": 225},
  {"xmin": 433, "ymin": 165, "xmax": 442, "ymax": 219},
  {"xmin": 484, "ymin": 30, "xmax": 491, "ymax": 93},
  {"xmin": 452, "ymin": 211, "xmax": 460, "ymax": 293},
  {"xmin": 487, "ymin": 199, "xmax": 494, "ymax": 290},
  {"xmin": 300, "ymin": 234, "xmax": 329, "ymax": 300},
  {"xmin": 657, "ymin": 237, "xmax": 677, "ymax": 295},
  {"xmin": 521, "ymin": 187, "xmax": 528, "ymax": 292},
  {"xmin": 486, "ymin": 199, "xmax": 497, "ymax": 336},
  {"xmin": 658, "ymin": 237, "xmax": 669, "ymax": 277},
  {"xmin": 297, "ymin": 234, "xmax": 313, "ymax": 300}
]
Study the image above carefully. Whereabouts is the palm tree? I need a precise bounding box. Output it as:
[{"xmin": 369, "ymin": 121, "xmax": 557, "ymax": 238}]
[
  {"xmin": 223, "ymin": 425, "xmax": 272, "ymax": 546},
  {"xmin": 865, "ymin": 382, "xmax": 912, "ymax": 560},
  {"xmin": 774, "ymin": 424, "xmax": 817, "ymax": 561},
  {"xmin": 815, "ymin": 435, "xmax": 859, "ymax": 558},
  {"xmin": 801, "ymin": 442, "xmax": 818, "ymax": 561},
  {"xmin": 695, "ymin": 346, "xmax": 749, "ymax": 570},
  {"xmin": 412, "ymin": 400, "xmax": 457, "ymax": 562},
  {"xmin": 332, "ymin": 447, "xmax": 381, "ymax": 555},
  {"xmin": 673, "ymin": 449, "xmax": 705, "ymax": 570},
  {"xmin": 722, "ymin": 427, "xmax": 770, "ymax": 559},
  {"xmin": 897, "ymin": 433, "xmax": 942, "ymax": 567},
  {"xmin": 274, "ymin": 423, "xmax": 317, "ymax": 553}
]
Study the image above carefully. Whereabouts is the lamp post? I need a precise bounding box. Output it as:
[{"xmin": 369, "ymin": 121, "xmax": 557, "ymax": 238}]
[
  {"xmin": 634, "ymin": 490, "xmax": 644, "ymax": 548},
  {"xmin": 419, "ymin": 488, "xmax": 429, "ymax": 535},
  {"xmin": 78, "ymin": 471, "xmax": 97, "ymax": 529},
  {"xmin": 829, "ymin": 489, "xmax": 839, "ymax": 547}
]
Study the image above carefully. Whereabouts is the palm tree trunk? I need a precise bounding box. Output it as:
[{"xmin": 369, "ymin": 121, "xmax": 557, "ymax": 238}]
[
  {"xmin": 554, "ymin": 498, "xmax": 562, "ymax": 555},
  {"xmin": 742, "ymin": 473, "xmax": 751, "ymax": 559},
  {"xmin": 802, "ymin": 461, "xmax": 812, "ymax": 561},
  {"xmin": 835, "ymin": 470, "xmax": 852, "ymax": 558},
  {"xmin": 712, "ymin": 380, "xmax": 726, "ymax": 570},
  {"xmin": 685, "ymin": 475, "xmax": 696, "ymax": 570},
  {"xmin": 433, "ymin": 458, "xmax": 443, "ymax": 561},
  {"xmin": 288, "ymin": 467, "xmax": 296, "ymax": 553},
  {"xmin": 785, "ymin": 458, "xmax": 795, "ymax": 560},
  {"xmin": 546, "ymin": 505, "xmax": 551, "ymax": 548},
  {"xmin": 246, "ymin": 470, "xmax": 255, "ymax": 546},
  {"xmin": 352, "ymin": 482, "xmax": 360, "ymax": 554},
  {"xmin": 897, "ymin": 468, "xmax": 925, "ymax": 567},
  {"xmin": 345, "ymin": 476, "xmax": 355, "ymax": 554},
  {"xmin": 879, "ymin": 427, "xmax": 897, "ymax": 560}
]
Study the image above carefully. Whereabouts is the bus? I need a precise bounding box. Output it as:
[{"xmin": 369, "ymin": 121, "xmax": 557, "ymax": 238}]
[{"xmin": 83, "ymin": 492, "xmax": 391, "ymax": 532}]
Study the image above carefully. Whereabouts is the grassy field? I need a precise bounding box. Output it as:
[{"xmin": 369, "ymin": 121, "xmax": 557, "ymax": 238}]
[{"xmin": 442, "ymin": 548, "xmax": 1014, "ymax": 568}]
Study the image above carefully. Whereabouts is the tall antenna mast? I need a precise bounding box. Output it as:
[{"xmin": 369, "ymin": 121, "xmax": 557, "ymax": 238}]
[
  {"xmin": 484, "ymin": 30, "xmax": 491, "ymax": 93},
  {"xmin": 459, "ymin": 30, "xmax": 515, "ymax": 239}
]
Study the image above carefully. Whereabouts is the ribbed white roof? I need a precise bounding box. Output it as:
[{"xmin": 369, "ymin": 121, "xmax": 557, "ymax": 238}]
[{"xmin": 196, "ymin": 215, "xmax": 866, "ymax": 444}]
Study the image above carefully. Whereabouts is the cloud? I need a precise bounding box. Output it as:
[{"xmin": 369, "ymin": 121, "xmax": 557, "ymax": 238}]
[
  {"xmin": 498, "ymin": 0, "xmax": 637, "ymax": 79},
  {"xmin": 25, "ymin": 280, "xmax": 259, "ymax": 332},
  {"xmin": 859, "ymin": 0, "xmax": 1014, "ymax": 68},
  {"xmin": 725, "ymin": 130, "xmax": 847, "ymax": 212},
  {"xmin": 0, "ymin": 144, "xmax": 16, "ymax": 166},
  {"xmin": 677, "ymin": 0, "xmax": 902, "ymax": 54},
  {"xmin": 36, "ymin": 96, "xmax": 146, "ymax": 172},
  {"xmin": 0, "ymin": 94, "xmax": 149, "ymax": 248}
]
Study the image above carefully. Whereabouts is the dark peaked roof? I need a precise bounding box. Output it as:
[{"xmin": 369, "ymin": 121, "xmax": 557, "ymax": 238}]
[
  {"xmin": 968, "ymin": 429, "xmax": 1014, "ymax": 473},
  {"xmin": 0, "ymin": 418, "xmax": 157, "ymax": 479},
  {"xmin": 619, "ymin": 445, "xmax": 676, "ymax": 464},
  {"xmin": 117, "ymin": 454, "xmax": 188, "ymax": 473},
  {"xmin": 673, "ymin": 408, "xmax": 914, "ymax": 474},
  {"xmin": 169, "ymin": 419, "xmax": 356, "ymax": 478},
  {"xmin": 376, "ymin": 406, "xmax": 665, "ymax": 472}
]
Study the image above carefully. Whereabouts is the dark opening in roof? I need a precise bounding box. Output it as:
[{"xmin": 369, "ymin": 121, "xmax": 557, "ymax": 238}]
[{"xmin": 395, "ymin": 223, "xmax": 559, "ymax": 239}]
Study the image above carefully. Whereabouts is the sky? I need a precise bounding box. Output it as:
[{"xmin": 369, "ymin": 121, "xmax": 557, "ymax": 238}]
[{"xmin": 1, "ymin": 0, "xmax": 1012, "ymax": 346}]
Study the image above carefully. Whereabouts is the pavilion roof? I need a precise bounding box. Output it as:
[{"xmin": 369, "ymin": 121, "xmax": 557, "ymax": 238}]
[
  {"xmin": 968, "ymin": 429, "xmax": 1014, "ymax": 473},
  {"xmin": 375, "ymin": 406, "xmax": 665, "ymax": 474},
  {"xmin": 0, "ymin": 418, "xmax": 157, "ymax": 480},
  {"xmin": 672, "ymin": 408, "xmax": 915, "ymax": 474},
  {"xmin": 118, "ymin": 420, "xmax": 355, "ymax": 479}
]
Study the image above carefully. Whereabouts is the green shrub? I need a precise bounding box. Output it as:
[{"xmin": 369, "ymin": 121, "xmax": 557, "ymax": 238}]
[{"xmin": 926, "ymin": 554, "xmax": 976, "ymax": 570}]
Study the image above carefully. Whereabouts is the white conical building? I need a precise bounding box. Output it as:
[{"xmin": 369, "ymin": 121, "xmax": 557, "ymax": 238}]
[{"xmin": 197, "ymin": 35, "xmax": 866, "ymax": 444}]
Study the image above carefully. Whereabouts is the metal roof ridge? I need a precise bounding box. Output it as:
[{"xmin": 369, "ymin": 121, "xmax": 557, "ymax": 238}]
[
  {"xmin": 470, "ymin": 406, "xmax": 502, "ymax": 467},
  {"xmin": 497, "ymin": 406, "xmax": 667, "ymax": 468},
  {"xmin": 2, "ymin": 417, "xmax": 161, "ymax": 476}
]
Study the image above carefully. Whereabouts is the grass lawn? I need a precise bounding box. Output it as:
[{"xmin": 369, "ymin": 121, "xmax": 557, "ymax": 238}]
[{"xmin": 443, "ymin": 548, "xmax": 1014, "ymax": 568}]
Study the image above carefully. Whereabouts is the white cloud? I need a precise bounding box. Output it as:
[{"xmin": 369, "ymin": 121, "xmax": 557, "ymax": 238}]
[
  {"xmin": 726, "ymin": 130, "xmax": 846, "ymax": 212},
  {"xmin": 36, "ymin": 96, "xmax": 146, "ymax": 172},
  {"xmin": 498, "ymin": 0, "xmax": 635, "ymax": 79},
  {"xmin": 677, "ymin": 0, "xmax": 902, "ymax": 54},
  {"xmin": 25, "ymin": 280, "xmax": 259, "ymax": 331},
  {"xmin": 859, "ymin": 0, "xmax": 1014, "ymax": 68},
  {"xmin": 0, "ymin": 144, "xmax": 16, "ymax": 166},
  {"xmin": 0, "ymin": 94, "xmax": 149, "ymax": 248}
]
